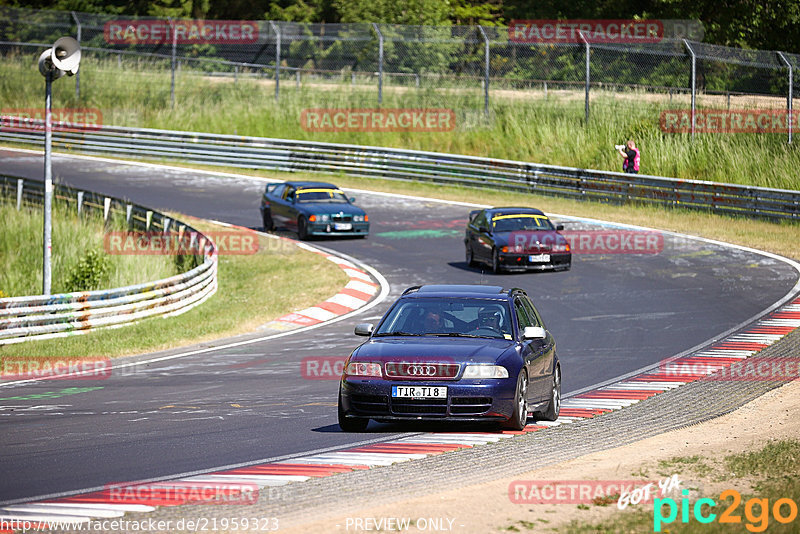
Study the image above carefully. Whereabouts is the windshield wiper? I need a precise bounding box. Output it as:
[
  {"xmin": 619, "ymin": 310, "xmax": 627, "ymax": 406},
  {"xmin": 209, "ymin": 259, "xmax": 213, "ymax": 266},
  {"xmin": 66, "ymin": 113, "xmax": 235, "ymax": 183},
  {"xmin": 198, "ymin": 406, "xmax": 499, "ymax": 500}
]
[
  {"xmin": 425, "ymin": 333, "xmax": 500, "ymax": 339},
  {"xmin": 373, "ymin": 331, "xmax": 418, "ymax": 337}
]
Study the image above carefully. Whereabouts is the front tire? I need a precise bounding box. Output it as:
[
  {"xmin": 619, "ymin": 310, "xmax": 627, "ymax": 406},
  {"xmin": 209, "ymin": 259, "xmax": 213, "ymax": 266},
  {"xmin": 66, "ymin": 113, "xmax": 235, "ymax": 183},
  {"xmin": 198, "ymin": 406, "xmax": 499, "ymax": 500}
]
[
  {"xmin": 297, "ymin": 216, "xmax": 309, "ymax": 240},
  {"xmin": 491, "ymin": 248, "xmax": 502, "ymax": 274},
  {"xmin": 262, "ymin": 209, "xmax": 274, "ymax": 231},
  {"xmin": 466, "ymin": 244, "xmax": 476, "ymax": 267},
  {"xmin": 502, "ymin": 370, "xmax": 528, "ymax": 430},
  {"xmin": 533, "ymin": 366, "xmax": 561, "ymax": 422},
  {"xmin": 338, "ymin": 389, "xmax": 369, "ymax": 432}
]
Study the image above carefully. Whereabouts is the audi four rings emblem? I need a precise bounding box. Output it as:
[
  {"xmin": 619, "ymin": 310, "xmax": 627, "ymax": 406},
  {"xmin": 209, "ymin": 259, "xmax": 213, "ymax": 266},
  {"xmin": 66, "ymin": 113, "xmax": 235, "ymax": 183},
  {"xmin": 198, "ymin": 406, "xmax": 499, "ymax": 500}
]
[{"xmin": 406, "ymin": 364, "xmax": 437, "ymax": 376}]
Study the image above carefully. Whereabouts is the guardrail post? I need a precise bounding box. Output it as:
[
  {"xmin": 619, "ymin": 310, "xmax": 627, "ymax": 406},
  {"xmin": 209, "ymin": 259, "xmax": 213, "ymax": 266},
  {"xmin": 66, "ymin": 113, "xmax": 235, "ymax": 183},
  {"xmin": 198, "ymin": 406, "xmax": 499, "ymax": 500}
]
[
  {"xmin": 579, "ymin": 32, "xmax": 590, "ymax": 124},
  {"xmin": 103, "ymin": 197, "xmax": 111, "ymax": 222},
  {"xmin": 169, "ymin": 18, "xmax": 177, "ymax": 108},
  {"xmin": 77, "ymin": 191, "xmax": 84, "ymax": 215},
  {"xmin": 71, "ymin": 11, "xmax": 81, "ymax": 99},
  {"xmin": 146, "ymin": 210, "xmax": 153, "ymax": 230},
  {"xmin": 777, "ymin": 52, "xmax": 793, "ymax": 144},
  {"xmin": 163, "ymin": 217, "xmax": 171, "ymax": 233},
  {"xmin": 683, "ymin": 39, "xmax": 697, "ymax": 140},
  {"xmin": 296, "ymin": 69, "xmax": 300, "ymax": 88},
  {"xmin": 372, "ymin": 23, "xmax": 384, "ymax": 105},
  {"xmin": 478, "ymin": 26, "xmax": 490, "ymax": 118},
  {"xmin": 544, "ymin": 81, "xmax": 547, "ymax": 99},
  {"xmin": 16, "ymin": 179, "xmax": 23, "ymax": 210},
  {"xmin": 269, "ymin": 21, "xmax": 280, "ymax": 101}
]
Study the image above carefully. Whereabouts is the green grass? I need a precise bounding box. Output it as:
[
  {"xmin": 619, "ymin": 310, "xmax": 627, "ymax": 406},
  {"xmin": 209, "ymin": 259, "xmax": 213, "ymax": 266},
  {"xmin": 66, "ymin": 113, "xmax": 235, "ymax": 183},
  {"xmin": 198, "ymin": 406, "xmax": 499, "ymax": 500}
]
[
  {"xmin": 0, "ymin": 216, "xmax": 348, "ymax": 358},
  {"xmin": 2, "ymin": 54, "xmax": 799, "ymax": 190},
  {"xmin": 0, "ymin": 200, "xmax": 176, "ymax": 297}
]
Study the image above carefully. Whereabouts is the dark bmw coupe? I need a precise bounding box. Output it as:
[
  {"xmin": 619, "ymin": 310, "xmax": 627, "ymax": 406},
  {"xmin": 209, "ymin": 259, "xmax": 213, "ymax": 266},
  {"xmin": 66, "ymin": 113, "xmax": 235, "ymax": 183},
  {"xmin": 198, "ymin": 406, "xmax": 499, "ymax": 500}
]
[
  {"xmin": 465, "ymin": 207, "xmax": 571, "ymax": 273},
  {"xmin": 337, "ymin": 285, "xmax": 561, "ymax": 431},
  {"xmin": 260, "ymin": 180, "xmax": 369, "ymax": 240}
]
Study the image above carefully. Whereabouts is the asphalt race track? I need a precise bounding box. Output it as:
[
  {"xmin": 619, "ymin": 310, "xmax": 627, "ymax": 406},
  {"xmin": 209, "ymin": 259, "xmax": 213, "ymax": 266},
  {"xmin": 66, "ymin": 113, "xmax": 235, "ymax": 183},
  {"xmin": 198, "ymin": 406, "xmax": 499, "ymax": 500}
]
[{"xmin": 1, "ymin": 148, "xmax": 798, "ymax": 504}]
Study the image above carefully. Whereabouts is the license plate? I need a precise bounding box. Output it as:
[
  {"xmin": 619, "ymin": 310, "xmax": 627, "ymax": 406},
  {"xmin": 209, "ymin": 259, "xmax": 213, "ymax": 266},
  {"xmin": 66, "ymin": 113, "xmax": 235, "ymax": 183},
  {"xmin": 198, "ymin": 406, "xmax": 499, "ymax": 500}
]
[
  {"xmin": 334, "ymin": 222, "xmax": 352, "ymax": 231},
  {"xmin": 392, "ymin": 386, "xmax": 447, "ymax": 398},
  {"xmin": 529, "ymin": 254, "xmax": 551, "ymax": 263}
]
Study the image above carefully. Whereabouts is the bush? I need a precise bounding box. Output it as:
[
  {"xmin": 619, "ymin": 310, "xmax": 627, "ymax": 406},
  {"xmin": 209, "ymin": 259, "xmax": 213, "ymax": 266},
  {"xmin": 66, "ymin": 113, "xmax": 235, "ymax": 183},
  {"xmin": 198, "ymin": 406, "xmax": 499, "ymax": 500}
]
[{"xmin": 64, "ymin": 249, "xmax": 111, "ymax": 292}]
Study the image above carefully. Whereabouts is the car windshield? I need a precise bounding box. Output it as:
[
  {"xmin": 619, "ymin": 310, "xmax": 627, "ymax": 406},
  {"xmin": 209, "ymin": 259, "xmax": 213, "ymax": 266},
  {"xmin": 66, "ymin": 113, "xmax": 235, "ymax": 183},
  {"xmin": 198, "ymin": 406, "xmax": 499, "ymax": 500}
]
[
  {"xmin": 492, "ymin": 214, "xmax": 554, "ymax": 232},
  {"xmin": 374, "ymin": 298, "xmax": 513, "ymax": 340},
  {"xmin": 296, "ymin": 188, "xmax": 349, "ymax": 203}
]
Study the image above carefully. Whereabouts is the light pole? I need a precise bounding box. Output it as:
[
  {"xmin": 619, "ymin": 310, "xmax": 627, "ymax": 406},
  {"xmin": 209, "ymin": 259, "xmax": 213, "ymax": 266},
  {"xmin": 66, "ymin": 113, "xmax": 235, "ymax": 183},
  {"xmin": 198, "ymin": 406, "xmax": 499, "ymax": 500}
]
[{"xmin": 37, "ymin": 37, "xmax": 81, "ymax": 295}]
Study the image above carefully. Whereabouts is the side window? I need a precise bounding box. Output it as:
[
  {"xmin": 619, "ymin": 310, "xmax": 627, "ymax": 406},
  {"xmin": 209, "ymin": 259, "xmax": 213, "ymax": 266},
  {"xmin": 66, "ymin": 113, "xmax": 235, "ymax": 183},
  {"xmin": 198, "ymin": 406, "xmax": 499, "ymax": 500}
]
[
  {"xmin": 521, "ymin": 297, "xmax": 542, "ymax": 327},
  {"xmin": 474, "ymin": 212, "xmax": 487, "ymax": 230},
  {"xmin": 284, "ymin": 187, "xmax": 296, "ymax": 202},
  {"xmin": 514, "ymin": 298, "xmax": 533, "ymax": 336},
  {"xmin": 269, "ymin": 184, "xmax": 284, "ymax": 198}
]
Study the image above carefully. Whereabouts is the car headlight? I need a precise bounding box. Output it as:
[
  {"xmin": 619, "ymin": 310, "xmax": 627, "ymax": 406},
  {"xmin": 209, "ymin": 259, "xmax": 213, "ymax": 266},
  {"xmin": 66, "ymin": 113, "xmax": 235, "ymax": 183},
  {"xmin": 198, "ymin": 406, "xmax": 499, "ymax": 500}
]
[
  {"xmin": 462, "ymin": 365, "xmax": 509, "ymax": 379},
  {"xmin": 552, "ymin": 243, "xmax": 570, "ymax": 252},
  {"xmin": 321, "ymin": 214, "xmax": 329, "ymax": 222},
  {"xmin": 353, "ymin": 215, "xmax": 365, "ymax": 222},
  {"xmin": 345, "ymin": 362, "xmax": 382, "ymax": 378}
]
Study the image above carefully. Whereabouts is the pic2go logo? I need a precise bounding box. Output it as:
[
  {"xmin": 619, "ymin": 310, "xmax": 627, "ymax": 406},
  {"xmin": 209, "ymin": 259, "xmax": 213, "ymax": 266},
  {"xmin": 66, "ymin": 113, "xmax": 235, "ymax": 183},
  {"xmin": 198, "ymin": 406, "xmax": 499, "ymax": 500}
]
[{"xmin": 654, "ymin": 489, "xmax": 799, "ymax": 532}]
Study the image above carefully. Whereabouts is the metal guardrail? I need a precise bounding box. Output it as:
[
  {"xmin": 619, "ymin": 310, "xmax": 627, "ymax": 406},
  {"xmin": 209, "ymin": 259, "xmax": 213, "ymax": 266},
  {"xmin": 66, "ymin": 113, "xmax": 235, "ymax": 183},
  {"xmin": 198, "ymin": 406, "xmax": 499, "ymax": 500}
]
[
  {"xmin": 0, "ymin": 174, "xmax": 218, "ymax": 345},
  {"xmin": 1, "ymin": 119, "xmax": 799, "ymax": 221}
]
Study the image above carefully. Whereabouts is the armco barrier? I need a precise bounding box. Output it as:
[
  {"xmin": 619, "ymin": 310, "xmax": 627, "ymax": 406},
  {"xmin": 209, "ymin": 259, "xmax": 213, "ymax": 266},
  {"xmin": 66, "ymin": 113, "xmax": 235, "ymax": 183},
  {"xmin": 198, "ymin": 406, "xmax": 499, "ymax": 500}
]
[
  {"xmin": 0, "ymin": 175, "xmax": 217, "ymax": 345},
  {"xmin": 1, "ymin": 119, "xmax": 799, "ymax": 220}
]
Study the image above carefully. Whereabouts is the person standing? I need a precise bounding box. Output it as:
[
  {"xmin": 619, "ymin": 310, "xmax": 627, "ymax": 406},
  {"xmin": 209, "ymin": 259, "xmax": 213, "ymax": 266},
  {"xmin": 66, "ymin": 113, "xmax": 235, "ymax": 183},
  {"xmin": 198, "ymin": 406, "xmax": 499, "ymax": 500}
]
[{"xmin": 617, "ymin": 140, "xmax": 640, "ymax": 174}]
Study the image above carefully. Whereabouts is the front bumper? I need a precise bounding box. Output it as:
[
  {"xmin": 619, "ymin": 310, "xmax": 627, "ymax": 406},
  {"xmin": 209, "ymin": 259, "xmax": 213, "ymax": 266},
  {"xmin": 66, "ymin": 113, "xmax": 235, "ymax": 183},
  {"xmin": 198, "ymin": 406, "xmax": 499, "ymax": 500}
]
[
  {"xmin": 498, "ymin": 252, "xmax": 571, "ymax": 271},
  {"xmin": 308, "ymin": 222, "xmax": 369, "ymax": 237},
  {"xmin": 339, "ymin": 378, "xmax": 515, "ymax": 421}
]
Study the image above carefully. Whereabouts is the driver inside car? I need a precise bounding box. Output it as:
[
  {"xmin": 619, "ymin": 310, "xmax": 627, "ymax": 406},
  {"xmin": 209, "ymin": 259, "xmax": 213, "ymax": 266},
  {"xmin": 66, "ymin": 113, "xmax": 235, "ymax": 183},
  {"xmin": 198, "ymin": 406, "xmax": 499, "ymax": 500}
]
[{"xmin": 477, "ymin": 307, "xmax": 502, "ymax": 333}]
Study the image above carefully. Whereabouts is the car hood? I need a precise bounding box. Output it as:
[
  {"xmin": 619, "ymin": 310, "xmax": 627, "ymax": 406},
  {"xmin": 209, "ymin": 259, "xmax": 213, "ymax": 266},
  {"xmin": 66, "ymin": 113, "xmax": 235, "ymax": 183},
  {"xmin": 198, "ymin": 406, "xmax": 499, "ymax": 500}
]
[
  {"xmin": 298, "ymin": 202, "xmax": 365, "ymax": 215},
  {"xmin": 353, "ymin": 336, "xmax": 516, "ymax": 364}
]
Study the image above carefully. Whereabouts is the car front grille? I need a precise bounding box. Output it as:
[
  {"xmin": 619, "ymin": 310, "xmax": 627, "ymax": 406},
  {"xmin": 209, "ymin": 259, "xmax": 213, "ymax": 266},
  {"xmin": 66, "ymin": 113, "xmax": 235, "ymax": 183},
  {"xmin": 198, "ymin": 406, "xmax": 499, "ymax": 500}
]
[
  {"xmin": 391, "ymin": 398, "xmax": 448, "ymax": 415},
  {"xmin": 332, "ymin": 214, "xmax": 353, "ymax": 222},
  {"xmin": 384, "ymin": 362, "xmax": 460, "ymax": 380}
]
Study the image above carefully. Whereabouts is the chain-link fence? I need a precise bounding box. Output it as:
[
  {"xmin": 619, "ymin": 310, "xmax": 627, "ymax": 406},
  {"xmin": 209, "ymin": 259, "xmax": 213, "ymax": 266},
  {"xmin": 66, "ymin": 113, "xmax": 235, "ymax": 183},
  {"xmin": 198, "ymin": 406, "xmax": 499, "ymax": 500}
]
[{"xmin": 1, "ymin": 6, "xmax": 797, "ymax": 142}]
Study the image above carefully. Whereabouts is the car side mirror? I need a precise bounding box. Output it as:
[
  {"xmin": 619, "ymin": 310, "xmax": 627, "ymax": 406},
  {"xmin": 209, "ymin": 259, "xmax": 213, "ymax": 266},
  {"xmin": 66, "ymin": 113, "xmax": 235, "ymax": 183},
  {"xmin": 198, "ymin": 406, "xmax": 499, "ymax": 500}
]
[
  {"xmin": 556, "ymin": 224, "xmax": 564, "ymax": 231},
  {"xmin": 354, "ymin": 323, "xmax": 374, "ymax": 336},
  {"xmin": 523, "ymin": 326, "xmax": 546, "ymax": 340}
]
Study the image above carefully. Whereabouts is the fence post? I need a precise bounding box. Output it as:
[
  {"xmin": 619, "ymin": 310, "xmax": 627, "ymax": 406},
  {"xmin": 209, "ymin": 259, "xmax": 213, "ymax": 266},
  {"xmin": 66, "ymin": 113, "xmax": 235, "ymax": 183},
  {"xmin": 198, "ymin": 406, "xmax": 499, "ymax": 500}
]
[
  {"xmin": 579, "ymin": 32, "xmax": 590, "ymax": 124},
  {"xmin": 269, "ymin": 21, "xmax": 280, "ymax": 101},
  {"xmin": 777, "ymin": 52, "xmax": 793, "ymax": 145},
  {"xmin": 77, "ymin": 191, "xmax": 84, "ymax": 215},
  {"xmin": 372, "ymin": 23, "xmax": 384, "ymax": 105},
  {"xmin": 71, "ymin": 11, "xmax": 81, "ymax": 99},
  {"xmin": 478, "ymin": 26, "xmax": 490, "ymax": 117},
  {"xmin": 683, "ymin": 39, "xmax": 697, "ymax": 140},
  {"xmin": 169, "ymin": 18, "xmax": 177, "ymax": 107},
  {"xmin": 16, "ymin": 178, "xmax": 23, "ymax": 211}
]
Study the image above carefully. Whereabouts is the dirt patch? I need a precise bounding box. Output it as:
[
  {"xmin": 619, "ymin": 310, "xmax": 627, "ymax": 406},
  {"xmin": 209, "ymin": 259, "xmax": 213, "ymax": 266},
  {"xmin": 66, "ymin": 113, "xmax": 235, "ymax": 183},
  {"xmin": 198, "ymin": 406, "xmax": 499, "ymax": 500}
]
[{"xmin": 279, "ymin": 379, "xmax": 800, "ymax": 533}]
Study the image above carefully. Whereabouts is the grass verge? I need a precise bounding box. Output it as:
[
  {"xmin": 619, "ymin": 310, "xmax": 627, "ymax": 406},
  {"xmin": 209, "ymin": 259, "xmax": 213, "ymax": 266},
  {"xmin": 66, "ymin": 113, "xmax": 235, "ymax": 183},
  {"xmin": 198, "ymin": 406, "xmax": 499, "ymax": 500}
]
[
  {"xmin": 0, "ymin": 199, "xmax": 176, "ymax": 297},
  {"xmin": 0, "ymin": 216, "xmax": 349, "ymax": 359},
  {"xmin": 2, "ymin": 56, "xmax": 800, "ymax": 190}
]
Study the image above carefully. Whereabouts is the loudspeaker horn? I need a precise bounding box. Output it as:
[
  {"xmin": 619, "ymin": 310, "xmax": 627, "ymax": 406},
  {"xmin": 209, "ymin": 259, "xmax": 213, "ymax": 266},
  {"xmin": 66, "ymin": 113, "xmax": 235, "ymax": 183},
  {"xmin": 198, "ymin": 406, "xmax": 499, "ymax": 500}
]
[
  {"xmin": 37, "ymin": 49, "xmax": 64, "ymax": 80},
  {"xmin": 50, "ymin": 37, "xmax": 81, "ymax": 76}
]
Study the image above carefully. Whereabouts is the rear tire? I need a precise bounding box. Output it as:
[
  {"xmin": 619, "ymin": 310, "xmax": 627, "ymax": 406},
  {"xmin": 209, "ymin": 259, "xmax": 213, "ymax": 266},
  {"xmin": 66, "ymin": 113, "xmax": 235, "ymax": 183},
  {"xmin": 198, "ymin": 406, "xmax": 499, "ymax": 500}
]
[
  {"xmin": 338, "ymin": 389, "xmax": 369, "ymax": 432},
  {"xmin": 502, "ymin": 370, "xmax": 528, "ymax": 430}
]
